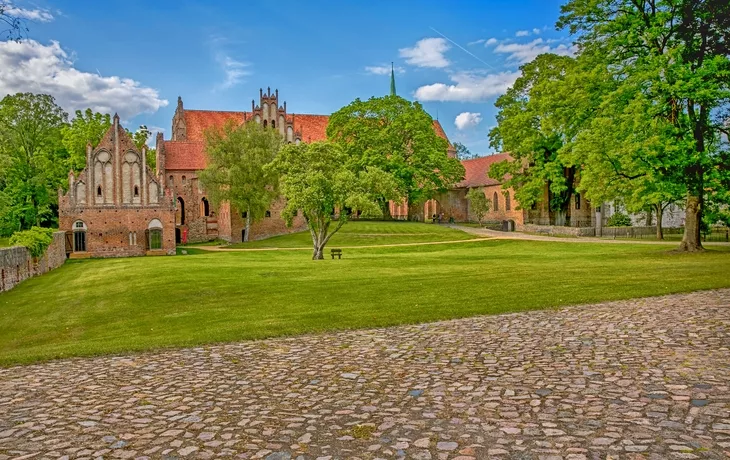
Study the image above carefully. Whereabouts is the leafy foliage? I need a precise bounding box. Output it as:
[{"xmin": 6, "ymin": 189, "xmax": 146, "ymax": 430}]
[
  {"xmin": 200, "ymin": 121, "xmax": 282, "ymax": 241},
  {"xmin": 9, "ymin": 226, "xmax": 54, "ymax": 258},
  {"xmin": 488, "ymin": 54, "xmax": 593, "ymax": 216},
  {"xmin": 0, "ymin": 93, "xmax": 68, "ymax": 235},
  {"xmin": 270, "ymin": 141, "xmax": 399, "ymax": 259},
  {"xmin": 558, "ymin": 0, "xmax": 730, "ymax": 251},
  {"xmin": 466, "ymin": 188, "xmax": 491, "ymax": 225},
  {"xmin": 606, "ymin": 212, "xmax": 632, "ymax": 228},
  {"xmin": 327, "ymin": 95, "xmax": 464, "ymax": 217},
  {"xmin": 61, "ymin": 109, "xmax": 111, "ymax": 173}
]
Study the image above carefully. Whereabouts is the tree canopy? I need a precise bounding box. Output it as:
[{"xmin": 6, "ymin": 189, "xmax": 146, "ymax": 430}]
[
  {"xmin": 0, "ymin": 93, "xmax": 68, "ymax": 234},
  {"xmin": 61, "ymin": 109, "xmax": 111, "ymax": 173},
  {"xmin": 327, "ymin": 95, "xmax": 464, "ymax": 219},
  {"xmin": 270, "ymin": 140, "xmax": 398, "ymax": 259},
  {"xmin": 199, "ymin": 120, "xmax": 282, "ymax": 241},
  {"xmin": 557, "ymin": 0, "xmax": 730, "ymax": 250}
]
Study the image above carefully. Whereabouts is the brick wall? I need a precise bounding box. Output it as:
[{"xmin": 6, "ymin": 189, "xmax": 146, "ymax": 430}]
[
  {"xmin": 59, "ymin": 206, "xmax": 176, "ymax": 257},
  {"xmin": 229, "ymin": 197, "xmax": 307, "ymax": 243},
  {"xmin": 0, "ymin": 231, "xmax": 66, "ymax": 293}
]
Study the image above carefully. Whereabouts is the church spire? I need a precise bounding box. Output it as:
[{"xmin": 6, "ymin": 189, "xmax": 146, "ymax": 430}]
[{"xmin": 390, "ymin": 62, "xmax": 396, "ymax": 96}]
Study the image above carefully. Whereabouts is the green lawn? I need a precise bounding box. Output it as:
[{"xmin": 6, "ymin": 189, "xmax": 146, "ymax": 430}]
[
  {"xmin": 227, "ymin": 220, "xmax": 479, "ymax": 248},
  {"xmin": 1, "ymin": 228, "xmax": 729, "ymax": 366}
]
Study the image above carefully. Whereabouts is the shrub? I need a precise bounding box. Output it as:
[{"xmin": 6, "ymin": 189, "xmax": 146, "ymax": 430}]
[
  {"xmin": 9, "ymin": 227, "xmax": 55, "ymax": 258},
  {"xmin": 606, "ymin": 212, "xmax": 632, "ymax": 227}
]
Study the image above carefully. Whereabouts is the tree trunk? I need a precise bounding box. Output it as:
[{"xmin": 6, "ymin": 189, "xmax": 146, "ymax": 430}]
[
  {"xmin": 645, "ymin": 207, "xmax": 653, "ymax": 226},
  {"xmin": 678, "ymin": 195, "xmax": 703, "ymax": 251},
  {"xmin": 654, "ymin": 204, "xmax": 663, "ymax": 240},
  {"xmin": 312, "ymin": 244, "xmax": 324, "ymax": 260},
  {"xmin": 244, "ymin": 211, "xmax": 251, "ymax": 242}
]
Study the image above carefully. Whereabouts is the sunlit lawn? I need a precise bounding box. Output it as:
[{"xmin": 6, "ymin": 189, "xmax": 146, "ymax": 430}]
[
  {"xmin": 1, "ymin": 223, "xmax": 729, "ymax": 366},
  {"xmin": 227, "ymin": 220, "xmax": 478, "ymax": 248}
]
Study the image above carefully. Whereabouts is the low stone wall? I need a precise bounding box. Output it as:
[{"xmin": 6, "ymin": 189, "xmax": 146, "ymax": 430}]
[
  {"xmin": 518, "ymin": 223, "xmax": 596, "ymax": 237},
  {"xmin": 0, "ymin": 231, "xmax": 66, "ymax": 293}
]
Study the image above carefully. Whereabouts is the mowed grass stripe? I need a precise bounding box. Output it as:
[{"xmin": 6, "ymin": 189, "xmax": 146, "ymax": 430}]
[{"xmin": 1, "ymin": 226, "xmax": 729, "ymax": 365}]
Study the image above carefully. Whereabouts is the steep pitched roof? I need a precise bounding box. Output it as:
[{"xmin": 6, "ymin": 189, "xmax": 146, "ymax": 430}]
[
  {"xmin": 431, "ymin": 120, "xmax": 450, "ymax": 144},
  {"xmin": 184, "ymin": 110, "xmax": 248, "ymax": 141},
  {"xmin": 456, "ymin": 153, "xmax": 513, "ymax": 188},
  {"xmin": 164, "ymin": 142, "xmax": 206, "ymax": 170},
  {"xmin": 167, "ymin": 109, "xmax": 455, "ymax": 171},
  {"xmin": 292, "ymin": 114, "xmax": 329, "ymax": 142}
]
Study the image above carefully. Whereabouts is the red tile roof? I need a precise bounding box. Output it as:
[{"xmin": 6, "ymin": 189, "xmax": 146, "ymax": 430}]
[
  {"xmin": 164, "ymin": 141, "xmax": 206, "ymax": 170},
  {"xmin": 432, "ymin": 120, "xmax": 450, "ymax": 144},
  {"xmin": 184, "ymin": 110, "xmax": 248, "ymax": 141},
  {"xmin": 292, "ymin": 114, "xmax": 329, "ymax": 142},
  {"xmin": 457, "ymin": 153, "xmax": 513, "ymax": 188},
  {"xmin": 168, "ymin": 109, "xmax": 454, "ymax": 171}
]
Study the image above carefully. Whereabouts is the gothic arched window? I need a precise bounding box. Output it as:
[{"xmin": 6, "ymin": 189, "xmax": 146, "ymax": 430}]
[
  {"xmin": 493, "ymin": 192, "xmax": 499, "ymax": 211},
  {"xmin": 505, "ymin": 191, "xmax": 511, "ymax": 211}
]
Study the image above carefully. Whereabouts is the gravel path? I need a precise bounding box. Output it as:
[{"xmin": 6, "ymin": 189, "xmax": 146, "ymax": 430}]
[{"xmin": 1, "ymin": 290, "xmax": 729, "ymax": 459}]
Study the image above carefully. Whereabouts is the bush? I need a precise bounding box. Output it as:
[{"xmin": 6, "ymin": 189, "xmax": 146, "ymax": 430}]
[
  {"xmin": 606, "ymin": 212, "xmax": 632, "ymax": 227},
  {"xmin": 9, "ymin": 227, "xmax": 55, "ymax": 258}
]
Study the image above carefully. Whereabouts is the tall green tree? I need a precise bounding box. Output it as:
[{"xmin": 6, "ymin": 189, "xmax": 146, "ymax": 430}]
[
  {"xmin": 270, "ymin": 141, "xmax": 398, "ymax": 259},
  {"xmin": 488, "ymin": 53, "xmax": 601, "ymax": 225},
  {"xmin": 327, "ymin": 95, "xmax": 464, "ymax": 220},
  {"xmin": 466, "ymin": 187, "xmax": 491, "ymax": 225},
  {"xmin": 127, "ymin": 125, "xmax": 156, "ymax": 169},
  {"xmin": 61, "ymin": 109, "xmax": 111, "ymax": 173},
  {"xmin": 199, "ymin": 120, "xmax": 282, "ymax": 241},
  {"xmin": 0, "ymin": 93, "xmax": 68, "ymax": 234},
  {"xmin": 558, "ymin": 0, "xmax": 730, "ymax": 251}
]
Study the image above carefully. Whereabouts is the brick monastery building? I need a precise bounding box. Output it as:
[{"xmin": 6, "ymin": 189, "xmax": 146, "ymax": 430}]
[{"xmin": 60, "ymin": 84, "xmax": 594, "ymax": 257}]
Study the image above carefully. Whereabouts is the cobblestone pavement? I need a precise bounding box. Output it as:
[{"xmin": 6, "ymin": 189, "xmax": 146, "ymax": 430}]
[{"xmin": 1, "ymin": 290, "xmax": 729, "ymax": 460}]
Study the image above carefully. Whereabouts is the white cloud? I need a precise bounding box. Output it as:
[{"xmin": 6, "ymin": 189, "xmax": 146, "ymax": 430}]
[
  {"xmin": 454, "ymin": 112, "xmax": 482, "ymax": 130},
  {"xmin": 414, "ymin": 70, "xmax": 520, "ymax": 102},
  {"xmin": 4, "ymin": 2, "xmax": 54, "ymax": 22},
  {"xmin": 485, "ymin": 38, "xmax": 498, "ymax": 46},
  {"xmin": 532, "ymin": 28, "xmax": 542, "ymax": 35},
  {"xmin": 467, "ymin": 39, "xmax": 485, "ymax": 46},
  {"xmin": 216, "ymin": 54, "xmax": 250, "ymax": 89},
  {"xmin": 516, "ymin": 30, "xmax": 530, "ymax": 37},
  {"xmin": 399, "ymin": 37, "xmax": 450, "ymax": 68},
  {"xmin": 0, "ymin": 40, "xmax": 168, "ymax": 119},
  {"xmin": 365, "ymin": 65, "xmax": 405, "ymax": 75},
  {"xmin": 494, "ymin": 38, "xmax": 576, "ymax": 64}
]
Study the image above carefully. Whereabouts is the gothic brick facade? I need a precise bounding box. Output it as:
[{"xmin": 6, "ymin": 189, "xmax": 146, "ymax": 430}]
[
  {"xmin": 59, "ymin": 116, "xmax": 176, "ymax": 258},
  {"xmin": 157, "ymin": 88, "xmax": 454, "ymax": 243}
]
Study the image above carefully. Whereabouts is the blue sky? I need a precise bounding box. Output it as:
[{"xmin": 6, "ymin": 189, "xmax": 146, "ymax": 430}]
[{"xmin": 2, "ymin": 0, "xmax": 575, "ymax": 154}]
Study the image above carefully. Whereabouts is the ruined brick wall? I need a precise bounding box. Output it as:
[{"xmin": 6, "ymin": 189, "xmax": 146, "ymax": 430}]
[
  {"xmin": 0, "ymin": 231, "xmax": 66, "ymax": 293},
  {"xmin": 228, "ymin": 197, "xmax": 307, "ymax": 243},
  {"xmin": 166, "ymin": 171, "xmax": 213, "ymax": 243},
  {"xmin": 59, "ymin": 206, "xmax": 175, "ymax": 257}
]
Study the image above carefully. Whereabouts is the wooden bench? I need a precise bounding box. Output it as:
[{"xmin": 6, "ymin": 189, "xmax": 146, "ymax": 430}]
[{"xmin": 330, "ymin": 248, "xmax": 342, "ymax": 259}]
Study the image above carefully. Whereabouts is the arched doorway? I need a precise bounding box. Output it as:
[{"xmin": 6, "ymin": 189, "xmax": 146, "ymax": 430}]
[
  {"xmin": 176, "ymin": 197, "xmax": 185, "ymax": 225},
  {"xmin": 201, "ymin": 197, "xmax": 210, "ymax": 217},
  {"xmin": 73, "ymin": 220, "xmax": 87, "ymax": 252},
  {"xmin": 148, "ymin": 219, "xmax": 164, "ymax": 250}
]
